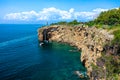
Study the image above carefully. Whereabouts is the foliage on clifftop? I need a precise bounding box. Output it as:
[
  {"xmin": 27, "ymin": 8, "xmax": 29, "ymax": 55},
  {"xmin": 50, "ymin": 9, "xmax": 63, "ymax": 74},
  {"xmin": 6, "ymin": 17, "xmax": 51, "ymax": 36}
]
[
  {"xmin": 87, "ymin": 8, "xmax": 120, "ymax": 26},
  {"xmin": 88, "ymin": 8, "xmax": 120, "ymax": 80},
  {"xmin": 50, "ymin": 20, "xmax": 82, "ymax": 26},
  {"xmin": 95, "ymin": 8, "xmax": 120, "ymax": 25},
  {"xmin": 48, "ymin": 8, "xmax": 120, "ymax": 79},
  {"xmin": 86, "ymin": 7, "xmax": 120, "ymax": 45}
]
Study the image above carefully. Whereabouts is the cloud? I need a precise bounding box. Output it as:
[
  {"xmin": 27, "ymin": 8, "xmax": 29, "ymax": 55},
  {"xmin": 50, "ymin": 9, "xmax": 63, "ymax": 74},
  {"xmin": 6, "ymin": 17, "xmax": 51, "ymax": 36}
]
[
  {"xmin": 4, "ymin": 7, "xmax": 108, "ymax": 21},
  {"xmin": 93, "ymin": 8, "xmax": 108, "ymax": 12},
  {"xmin": 4, "ymin": 10, "xmax": 38, "ymax": 21},
  {"xmin": 37, "ymin": 7, "xmax": 74, "ymax": 20}
]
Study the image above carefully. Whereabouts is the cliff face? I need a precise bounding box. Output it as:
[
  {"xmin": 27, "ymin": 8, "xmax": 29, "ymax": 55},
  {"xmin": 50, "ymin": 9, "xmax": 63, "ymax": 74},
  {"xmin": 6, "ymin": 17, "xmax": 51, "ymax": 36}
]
[{"xmin": 38, "ymin": 25, "xmax": 114, "ymax": 79}]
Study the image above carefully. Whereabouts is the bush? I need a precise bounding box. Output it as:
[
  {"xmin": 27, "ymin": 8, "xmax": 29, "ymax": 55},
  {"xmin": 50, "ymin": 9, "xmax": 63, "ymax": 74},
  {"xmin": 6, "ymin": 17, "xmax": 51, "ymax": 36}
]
[
  {"xmin": 94, "ymin": 8, "xmax": 120, "ymax": 25},
  {"xmin": 68, "ymin": 20, "xmax": 80, "ymax": 25},
  {"xmin": 50, "ymin": 20, "xmax": 81, "ymax": 26}
]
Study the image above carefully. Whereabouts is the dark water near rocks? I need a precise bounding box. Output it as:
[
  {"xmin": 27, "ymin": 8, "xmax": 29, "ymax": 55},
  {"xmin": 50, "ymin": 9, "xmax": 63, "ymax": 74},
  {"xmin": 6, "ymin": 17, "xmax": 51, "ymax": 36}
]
[{"xmin": 0, "ymin": 24, "xmax": 86, "ymax": 80}]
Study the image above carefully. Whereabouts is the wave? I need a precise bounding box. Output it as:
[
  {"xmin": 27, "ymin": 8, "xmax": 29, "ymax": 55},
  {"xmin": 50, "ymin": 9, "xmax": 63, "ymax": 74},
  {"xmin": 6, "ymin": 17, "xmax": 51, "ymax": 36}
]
[{"xmin": 0, "ymin": 35, "xmax": 36, "ymax": 47}]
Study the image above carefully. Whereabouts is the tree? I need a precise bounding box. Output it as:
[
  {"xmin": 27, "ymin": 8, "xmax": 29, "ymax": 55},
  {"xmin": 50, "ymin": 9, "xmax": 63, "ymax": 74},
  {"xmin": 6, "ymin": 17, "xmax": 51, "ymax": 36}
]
[
  {"xmin": 68, "ymin": 20, "xmax": 80, "ymax": 25},
  {"xmin": 94, "ymin": 8, "xmax": 120, "ymax": 25}
]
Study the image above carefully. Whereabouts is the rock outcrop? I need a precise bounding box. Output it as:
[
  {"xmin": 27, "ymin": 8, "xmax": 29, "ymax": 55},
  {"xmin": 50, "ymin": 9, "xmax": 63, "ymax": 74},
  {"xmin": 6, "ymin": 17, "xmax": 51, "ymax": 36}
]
[{"xmin": 38, "ymin": 25, "xmax": 114, "ymax": 79}]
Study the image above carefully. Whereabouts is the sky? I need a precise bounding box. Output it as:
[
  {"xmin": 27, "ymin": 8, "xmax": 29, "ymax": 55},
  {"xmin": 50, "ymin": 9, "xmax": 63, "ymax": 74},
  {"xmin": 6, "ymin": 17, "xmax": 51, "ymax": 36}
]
[{"xmin": 0, "ymin": 0, "xmax": 120, "ymax": 24}]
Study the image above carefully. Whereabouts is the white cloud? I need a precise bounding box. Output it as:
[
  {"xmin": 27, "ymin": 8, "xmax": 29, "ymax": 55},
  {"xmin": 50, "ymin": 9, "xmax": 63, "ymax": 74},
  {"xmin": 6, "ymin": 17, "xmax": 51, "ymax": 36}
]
[
  {"xmin": 4, "ymin": 7, "xmax": 109, "ymax": 21},
  {"xmin": 4, "ymin": 10, "xmax": 38, "ymax": 21},
  {"xmin": 69, "ymin": 8, "xmax": 74, "ymax": 13},
  {"xmin": 93, "ymin": 8, "xmax": 108, "ymax": 12},
  {"xmin": 37, "ymin": 7, "xmax": 73, "ymax": 20}
]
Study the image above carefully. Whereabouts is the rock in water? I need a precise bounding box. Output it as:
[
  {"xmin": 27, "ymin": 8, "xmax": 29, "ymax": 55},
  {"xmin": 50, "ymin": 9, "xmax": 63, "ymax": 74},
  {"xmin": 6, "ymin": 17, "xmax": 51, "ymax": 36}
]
[{"xmin": 39, "ymin": 42, "xmax": 44, "ymax": 46}]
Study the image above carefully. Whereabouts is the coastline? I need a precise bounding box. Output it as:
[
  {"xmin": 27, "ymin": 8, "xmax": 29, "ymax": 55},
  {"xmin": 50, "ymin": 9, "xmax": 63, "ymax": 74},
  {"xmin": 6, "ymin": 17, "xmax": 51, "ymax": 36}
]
[{"xmin": 38, "ymin": 25, "xmax": 114, "ymax": 79}]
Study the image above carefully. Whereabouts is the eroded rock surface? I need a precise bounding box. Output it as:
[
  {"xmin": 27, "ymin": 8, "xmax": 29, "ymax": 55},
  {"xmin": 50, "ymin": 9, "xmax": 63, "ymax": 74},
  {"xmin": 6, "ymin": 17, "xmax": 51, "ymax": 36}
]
[{"xmin": 38, "ymin": 25, "xmax": 114, "ymax": 79}]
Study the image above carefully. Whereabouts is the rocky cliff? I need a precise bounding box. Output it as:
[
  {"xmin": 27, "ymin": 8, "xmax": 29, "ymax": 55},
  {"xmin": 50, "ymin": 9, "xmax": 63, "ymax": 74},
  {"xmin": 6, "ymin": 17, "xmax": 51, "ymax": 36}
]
[{"xmin": 38, "ymin": 25, "xmax": 114, "ymax": 79}]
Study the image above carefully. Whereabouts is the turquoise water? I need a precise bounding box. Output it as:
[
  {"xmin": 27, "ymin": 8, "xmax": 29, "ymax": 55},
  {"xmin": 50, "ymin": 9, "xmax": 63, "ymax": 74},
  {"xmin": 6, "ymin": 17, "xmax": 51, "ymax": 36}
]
[{"xmin": 0, "ymin": 24, "xmax": 86, "ymax": 80}]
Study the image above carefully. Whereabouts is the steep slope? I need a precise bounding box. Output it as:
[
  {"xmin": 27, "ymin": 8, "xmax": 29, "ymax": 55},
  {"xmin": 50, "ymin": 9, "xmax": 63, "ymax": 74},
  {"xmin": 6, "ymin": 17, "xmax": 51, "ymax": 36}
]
[{"xmin": 38, "ymin": 25, "xmax": 114, "ymax": 79}]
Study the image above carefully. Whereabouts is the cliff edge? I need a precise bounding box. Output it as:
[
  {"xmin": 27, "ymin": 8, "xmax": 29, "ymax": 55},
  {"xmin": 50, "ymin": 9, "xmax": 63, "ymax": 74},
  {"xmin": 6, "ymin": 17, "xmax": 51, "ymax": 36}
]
[{"xmin": 38, "ymin": 25, "xmax": 114, "ymax": 79}]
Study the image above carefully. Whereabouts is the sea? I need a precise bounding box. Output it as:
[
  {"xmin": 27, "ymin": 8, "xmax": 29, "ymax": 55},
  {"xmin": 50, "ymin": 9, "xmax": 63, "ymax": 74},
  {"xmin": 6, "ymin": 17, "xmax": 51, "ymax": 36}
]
[{"xmin": 0, "ymin": 24, "xmax": 86, "ymax": 80}]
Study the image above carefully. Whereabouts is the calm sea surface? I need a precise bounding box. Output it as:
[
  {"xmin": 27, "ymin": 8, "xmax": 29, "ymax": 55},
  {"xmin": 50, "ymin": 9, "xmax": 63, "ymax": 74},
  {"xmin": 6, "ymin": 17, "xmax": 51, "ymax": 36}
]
[{"xmin": 0, "ymin": 24, "xmax": 86, "ymax": 80}]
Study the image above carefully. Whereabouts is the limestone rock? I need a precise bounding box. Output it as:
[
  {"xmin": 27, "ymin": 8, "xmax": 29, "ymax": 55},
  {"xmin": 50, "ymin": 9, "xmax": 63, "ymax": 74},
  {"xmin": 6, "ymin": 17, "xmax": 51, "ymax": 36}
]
[{"xmin": 38, "ymin": 25, "xmax": 114, "ymax": 79}]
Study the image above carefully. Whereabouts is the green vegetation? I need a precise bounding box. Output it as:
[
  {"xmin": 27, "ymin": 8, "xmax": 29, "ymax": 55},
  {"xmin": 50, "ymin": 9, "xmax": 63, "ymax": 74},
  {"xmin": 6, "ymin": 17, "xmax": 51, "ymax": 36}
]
[
  {"xmin": 86, "ymin": 7, "xmax": 120, "ymax": 44},
  {"xmin": 67, "ymin": 20, "xmax": 80, "ymax": 25},
  {"xmin": 108, "ymin": 25, "xmax": 120, "ymax": 44},
  {"xmin": 50, "ymin": 8, "xmax": 120, "ymax": 79},
  {"xmin": 94, "ymin": 8, "xmax": 120, "ymax": 25},
  {"xmin": 112, "ymin": 29, "xmax": 120, "ymax": 44},
  {"xmin": 91, "ymin": 63, "xmax": 106, "ymax": 79},
  {"xmin": 51, "ymin": 8, "xmax": 120, "ymax": 27},
  {"xmin": 50, "ymin": 21, "xmax": 67, "ymax": 25},
  {"xmin": 104, "ymin": 55, "xmax": 120, "ymax": 80},
  {"xmin": 88, "ymin": 8, "xmax": 120, "ymax": 80},
  {"xmin": 91, "ymin": 53, "xmax": 120, "ymax": 80},
  {"xmin": 87, "ymin": 8, "xmax": 120, "ymax": 26},
  {"xmin": 50, "ymin": 20, "xmax": 82, "ymax": 26}
]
